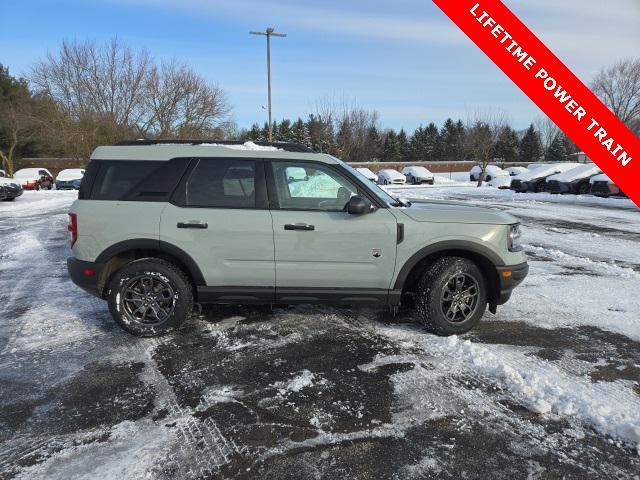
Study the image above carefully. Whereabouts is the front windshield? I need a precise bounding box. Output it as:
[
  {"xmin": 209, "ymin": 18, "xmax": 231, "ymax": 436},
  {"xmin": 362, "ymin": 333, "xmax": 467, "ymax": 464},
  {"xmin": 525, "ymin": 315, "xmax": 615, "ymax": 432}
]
[{"xmin": 339, "ymin": 161, "xmax": 403, "ymax": 206}]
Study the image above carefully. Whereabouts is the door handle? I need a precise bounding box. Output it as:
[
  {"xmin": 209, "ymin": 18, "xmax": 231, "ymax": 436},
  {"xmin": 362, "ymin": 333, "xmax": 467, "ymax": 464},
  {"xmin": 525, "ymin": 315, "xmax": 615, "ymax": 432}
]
[
  {"xmin": 177, "ymin": 221, "xmax": 208, "ymax": 229},
  {"xmin": 284, "ymin": 223, "xmax": 315, "ymax": 231}
]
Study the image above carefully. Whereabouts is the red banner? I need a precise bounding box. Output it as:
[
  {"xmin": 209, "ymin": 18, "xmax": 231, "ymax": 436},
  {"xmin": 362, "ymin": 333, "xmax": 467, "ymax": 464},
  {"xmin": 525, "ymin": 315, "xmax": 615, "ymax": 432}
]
[{"xmin": 432, "ymin": 0, "xmax": 640, "ymax": 206}]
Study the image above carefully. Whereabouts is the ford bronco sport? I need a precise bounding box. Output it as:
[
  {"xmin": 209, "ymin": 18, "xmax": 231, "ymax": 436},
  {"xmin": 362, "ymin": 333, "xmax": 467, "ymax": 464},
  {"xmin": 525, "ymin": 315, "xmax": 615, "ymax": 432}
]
[{"xmin": 67, "ymin": 140, "xmax": 528, "ymax": 337}]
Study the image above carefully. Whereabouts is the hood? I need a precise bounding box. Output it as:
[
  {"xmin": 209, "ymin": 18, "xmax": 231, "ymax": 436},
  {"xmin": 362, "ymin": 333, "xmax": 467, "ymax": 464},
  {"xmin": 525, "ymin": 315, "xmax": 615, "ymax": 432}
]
[
  {"xmin": 513, "ymin": 163, "xmax": 579, "ymax": 182},
  {"xmin": 399, "ymin": 200, "xmax": 518, "ymax": 225},
  {"xmin": 546, "ymin": 164, "xmax": 601, "ymax": 183},
  {"xmin": 380, "ymin": 170, "xmax": 405, "ymax": 179},
  {"xmin": 0, "ymin": 177, "xmax": 20, "ymax": 186}
]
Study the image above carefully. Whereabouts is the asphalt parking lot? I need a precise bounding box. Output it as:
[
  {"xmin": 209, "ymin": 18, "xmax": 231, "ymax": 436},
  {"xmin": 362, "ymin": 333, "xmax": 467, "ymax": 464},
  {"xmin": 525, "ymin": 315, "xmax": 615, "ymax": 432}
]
[{"xmin": 0, "ymin": 189, "xmax": 639, "ymax": 479}]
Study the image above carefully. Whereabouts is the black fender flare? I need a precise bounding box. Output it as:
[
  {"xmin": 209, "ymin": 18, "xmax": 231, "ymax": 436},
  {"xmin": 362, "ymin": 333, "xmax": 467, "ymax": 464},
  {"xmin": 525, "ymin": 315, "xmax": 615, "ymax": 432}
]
[
  {"xmin": 392, "ymin": 240, "xmax": 504, "ymax": 291},
  {"xmin": 95, "ymin": 239, "xmax": 206, "ymax": 285}
]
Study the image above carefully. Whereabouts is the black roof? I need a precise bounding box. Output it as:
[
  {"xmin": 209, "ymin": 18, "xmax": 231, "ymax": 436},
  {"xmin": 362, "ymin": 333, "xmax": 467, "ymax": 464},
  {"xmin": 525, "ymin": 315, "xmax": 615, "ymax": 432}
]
[{"xmin": 114, "ymin": 139, "xmax": 314, "ymax": 153}]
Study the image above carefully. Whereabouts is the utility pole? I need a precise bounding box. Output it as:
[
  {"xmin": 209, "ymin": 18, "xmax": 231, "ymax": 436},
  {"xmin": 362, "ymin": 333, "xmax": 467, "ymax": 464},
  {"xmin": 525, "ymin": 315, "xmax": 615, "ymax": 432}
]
[{"xmin": 250, "ymin": 27, "xmax": 287, "ymax": 142}]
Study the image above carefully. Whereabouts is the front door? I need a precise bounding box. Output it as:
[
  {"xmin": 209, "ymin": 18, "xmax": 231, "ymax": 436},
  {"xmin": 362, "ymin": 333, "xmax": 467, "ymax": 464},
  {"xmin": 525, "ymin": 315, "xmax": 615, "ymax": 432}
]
[
  {"xmin": 160, "ymin": 158, "xmax": 275, "ymax": 302},
  {"xmin": 268, "ymin": 160, "xmax": 398, "ymax": 302}
]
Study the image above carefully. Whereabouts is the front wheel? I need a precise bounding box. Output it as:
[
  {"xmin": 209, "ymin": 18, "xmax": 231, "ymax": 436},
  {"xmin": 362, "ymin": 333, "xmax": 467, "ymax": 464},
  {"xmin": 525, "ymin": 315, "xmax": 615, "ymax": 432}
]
[
  {"xmin": 415, "ymin": 257, "xmax": 487, "ymax": 335},
  {"xmin": 107, "ymin": 258, "xmax": 193, "ymax": 336}
]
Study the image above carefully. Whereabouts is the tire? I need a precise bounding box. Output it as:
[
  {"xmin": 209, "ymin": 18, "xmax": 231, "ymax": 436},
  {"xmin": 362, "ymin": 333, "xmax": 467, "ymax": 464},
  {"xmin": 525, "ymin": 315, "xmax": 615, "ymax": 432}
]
[
  {"xmin": 107, "ymin": 258, "xmax": 193, "ymax": 337},
  {"xmin": 415, "ymin": 257, "xmax": 487, "ymax": 335},
  {"xmin": 412, "ymin": 177, "xmax": 418, "ymax": 185},
  {"xmin": 534, "ymin": 181, "xmax": 546, "ymax": 193},
  {"xmin": 577, "ymin": 182, "xmax": 589, "ymax": 195}
]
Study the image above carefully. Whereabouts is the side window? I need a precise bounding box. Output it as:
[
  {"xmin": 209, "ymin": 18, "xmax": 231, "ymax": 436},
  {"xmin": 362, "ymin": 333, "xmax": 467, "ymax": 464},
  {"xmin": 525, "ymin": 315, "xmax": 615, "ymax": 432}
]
[
  {"xmin": 271, "ymin": 162, "xmax": 358, "ymax": 211},
  {"xmin": 91, "ymin": 161, "xmax": 162, "ymax": 200},
  {"xmin": 182, "ymin": 159, "xmax": 256, "ymax": 208}
]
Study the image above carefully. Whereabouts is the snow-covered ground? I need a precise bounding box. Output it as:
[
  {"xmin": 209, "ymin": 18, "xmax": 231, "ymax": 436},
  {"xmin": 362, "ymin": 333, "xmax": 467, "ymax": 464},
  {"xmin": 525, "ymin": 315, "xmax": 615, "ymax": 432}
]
[{"xmin": 0, "ymin": 189, "xmax": 638, "ymax": 479}]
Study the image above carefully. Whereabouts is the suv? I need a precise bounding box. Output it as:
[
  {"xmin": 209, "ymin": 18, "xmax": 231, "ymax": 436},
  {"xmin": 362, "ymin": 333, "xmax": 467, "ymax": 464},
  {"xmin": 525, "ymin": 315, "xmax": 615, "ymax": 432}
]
[{"xmin": 67, "ymin": 140, "xmax": 528, "ymax": 337}]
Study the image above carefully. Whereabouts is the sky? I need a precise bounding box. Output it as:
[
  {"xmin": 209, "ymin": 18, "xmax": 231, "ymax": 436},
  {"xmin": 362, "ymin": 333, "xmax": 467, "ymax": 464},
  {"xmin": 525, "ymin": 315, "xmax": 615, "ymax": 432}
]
[{"xmin": 1, "ymin": 0, "xmax": 639, "ymax": 132}]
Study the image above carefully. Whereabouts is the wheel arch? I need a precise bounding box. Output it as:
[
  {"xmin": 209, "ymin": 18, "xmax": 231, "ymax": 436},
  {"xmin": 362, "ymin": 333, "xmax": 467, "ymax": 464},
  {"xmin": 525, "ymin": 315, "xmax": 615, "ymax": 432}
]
[
  {"xmin": 95, "ymin": 239, "xmax": 205, "ymax": 297},
  {"xmin": 393, "ymin": 241, "xmax": 503, "ymax": 311}
]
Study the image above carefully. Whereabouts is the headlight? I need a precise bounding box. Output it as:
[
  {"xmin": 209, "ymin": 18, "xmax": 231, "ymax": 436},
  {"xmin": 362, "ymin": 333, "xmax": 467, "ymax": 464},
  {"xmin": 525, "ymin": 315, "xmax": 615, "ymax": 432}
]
[{"xmin": 508, "ymin": 224, "xmax": 523, "ymax": 252}]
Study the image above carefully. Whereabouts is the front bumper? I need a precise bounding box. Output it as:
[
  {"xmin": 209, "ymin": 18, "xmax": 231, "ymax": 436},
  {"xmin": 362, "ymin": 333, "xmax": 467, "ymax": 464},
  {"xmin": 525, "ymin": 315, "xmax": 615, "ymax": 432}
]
[
  {"xmin": 67, "ymin": 257, "xmax": 105, "ymax": 298},
  {"xmin": 496, "ymin": 262, "xmax": 529, "ymax": 305},
  {"xmin": 56, "ymin": 181, "xmax": 81, "ymax": 190}
]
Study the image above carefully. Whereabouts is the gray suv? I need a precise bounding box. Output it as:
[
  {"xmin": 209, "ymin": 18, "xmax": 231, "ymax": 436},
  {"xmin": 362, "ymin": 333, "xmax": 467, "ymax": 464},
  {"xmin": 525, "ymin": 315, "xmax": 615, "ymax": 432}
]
[{"xmin": 67, "ymin": 140, "xmax": 528, "ymax": 337}]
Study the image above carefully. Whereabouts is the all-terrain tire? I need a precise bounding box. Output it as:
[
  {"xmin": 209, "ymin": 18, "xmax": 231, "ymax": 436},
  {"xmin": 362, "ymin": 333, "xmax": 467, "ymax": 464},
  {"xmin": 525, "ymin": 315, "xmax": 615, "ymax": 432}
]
[
  {"xmin": 577, "ymin": 182, "xmax": 589, "ymax": 195},
  {"xmin": 415, "ymin": 257, "xmax": 487, "ymax": 336},
  {"xmin": 107, "ymin": 258, "xmax": 193, "ymax": 337}
]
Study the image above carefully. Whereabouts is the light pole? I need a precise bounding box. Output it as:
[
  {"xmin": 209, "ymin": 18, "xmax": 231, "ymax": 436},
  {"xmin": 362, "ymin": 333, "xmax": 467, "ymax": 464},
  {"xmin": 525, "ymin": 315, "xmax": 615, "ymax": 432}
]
[{"xmin": 250, "ymin": 27, "xmax": 287, "ymax": 142}]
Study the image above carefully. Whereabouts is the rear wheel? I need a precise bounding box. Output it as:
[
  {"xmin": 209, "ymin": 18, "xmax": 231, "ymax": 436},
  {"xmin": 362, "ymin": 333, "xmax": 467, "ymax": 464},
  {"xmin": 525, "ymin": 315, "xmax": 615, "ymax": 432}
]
[
  {"xmin": 534, "ymin": 181, "xmax": 546, "ymax": 193},
  {"xmin": 415, "ymin": 257, "xmax": 487, "ymax": 335},
  {"xmin": 107, "ymin": 258, "xmax": 193, "ymax": 336}
]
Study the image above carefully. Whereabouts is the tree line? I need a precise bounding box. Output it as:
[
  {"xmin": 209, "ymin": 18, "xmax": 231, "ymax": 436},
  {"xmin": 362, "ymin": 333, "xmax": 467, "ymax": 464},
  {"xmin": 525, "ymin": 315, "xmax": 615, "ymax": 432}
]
[
  {"xmin": 1, "ymin": 37, "xmax": 638, "ymax": 175},
  {"xmin": 240, "ymin": 113, "xmax": 575, "ymax": 165}
]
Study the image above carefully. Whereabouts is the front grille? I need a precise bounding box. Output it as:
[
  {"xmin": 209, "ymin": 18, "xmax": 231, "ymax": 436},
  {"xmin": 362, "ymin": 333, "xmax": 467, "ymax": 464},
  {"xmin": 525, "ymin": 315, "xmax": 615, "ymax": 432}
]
[
  {"xmin": 591, "ymin": 181, "xmax": 610, "ymax": 195},
  {"xmin": 546, "ymin": 180, "xmax": 562, "ymax": 193},
  {"xmin": 393, "ymin": 179, "xmax": 404, "ymax": 184}
]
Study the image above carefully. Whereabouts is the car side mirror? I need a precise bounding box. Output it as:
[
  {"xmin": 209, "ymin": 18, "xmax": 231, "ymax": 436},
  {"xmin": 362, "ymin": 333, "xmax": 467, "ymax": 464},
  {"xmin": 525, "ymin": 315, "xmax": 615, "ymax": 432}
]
[{"xmin": 347, "ymin": 196, "xmax": 371, "ymax": 215}]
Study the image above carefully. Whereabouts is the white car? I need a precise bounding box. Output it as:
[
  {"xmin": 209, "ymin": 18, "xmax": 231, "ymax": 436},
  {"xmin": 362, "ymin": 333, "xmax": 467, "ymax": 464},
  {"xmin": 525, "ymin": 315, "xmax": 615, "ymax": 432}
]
[
  {"xmin": 401, "ymin": 166, "xmax": 434, "ymax": 185},
  {"xmin": 356, "ymin": 167, "xmax": 378, "ymax": 183},
  {"xmin": 487, "ymin": 176, "xmax": 512, "ymax": 189},
  {"xmin": 545, "ymin": 164, "xmax": 602, "ymax": 195},
  {"xmin": 0, "ymin": 169, "xmax": 7, "ymax": 177},
  {"xmin": 56, "ymin": 168, "xmax": 86, "ymax": 190},
  {"xmin": 511, "ymin": 163, "xmax": 581, "ymax": 193},
  {"xmin": 504, "ymin": 167, "xmax": 528, "ymax": 176},
  {"xmin": 377, "ymin": 169, "xmax": 406, "ymax": 185},
  {"xmin": 469, "ymin": 165, "xmax": 509, "ymax": 182}
]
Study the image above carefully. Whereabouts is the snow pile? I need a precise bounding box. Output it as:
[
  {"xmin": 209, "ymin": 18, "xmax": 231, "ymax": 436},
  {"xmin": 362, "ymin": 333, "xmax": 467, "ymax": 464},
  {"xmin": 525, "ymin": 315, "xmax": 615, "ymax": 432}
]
[
  {"xmin": 271, "ymin": 369, "xmax": 315, "ymax": 394},
  {"xmin": 374, "ymin": 325, "xmax": 640, "ymax": 449},
  {"xmin": 208, "ymin": 141, "xmax": 281, "ymax": 151}
]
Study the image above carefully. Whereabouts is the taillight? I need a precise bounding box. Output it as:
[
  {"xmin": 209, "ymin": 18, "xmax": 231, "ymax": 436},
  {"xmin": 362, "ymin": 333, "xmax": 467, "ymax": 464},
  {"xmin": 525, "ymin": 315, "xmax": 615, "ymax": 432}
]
[{"xmin": 68, "ymin": 213, "xmax": 78, "ymax": 247}]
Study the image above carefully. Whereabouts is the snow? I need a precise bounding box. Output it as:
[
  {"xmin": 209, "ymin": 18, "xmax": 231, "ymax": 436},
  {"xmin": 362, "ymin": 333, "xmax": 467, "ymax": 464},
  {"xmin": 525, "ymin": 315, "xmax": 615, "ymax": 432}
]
[
  {"xmin": 378, "ymin": 169, "xmax": 406, "ymax": 182},
  {"xmin": 590, "ymin": 173, "xmax": 613, "ymax": 184},
  {"xmin": 271, "ymin": 369, "xmax": 316, "ymax": 394},
  {"xmin": 367, "ymin": 326, "xmax": 640, "ymax": 448},
  {"xmin": 401, "ymin": 166, "xmax": 433, "ymax": 177},
  {"xmin": 209, "ymin": 141, "xmax": 281, "ymax": 151},
  {"xmin": 355, "ymin": 167, "xmax": 378, "ymax": 181},
  {"xmin": 512, "ymin": 163, "xmax": 581, "ymax": 182},
  {"xmin": 546, "ymin": 164, "xmax": 601, "ymax": 183},
  {"xmin": 13, "ymin": 168, "xmax": 52, "ymax": 180},
  {"xmin": 56, "ymin": 169, "xmax": 85, "ymax": 181}
]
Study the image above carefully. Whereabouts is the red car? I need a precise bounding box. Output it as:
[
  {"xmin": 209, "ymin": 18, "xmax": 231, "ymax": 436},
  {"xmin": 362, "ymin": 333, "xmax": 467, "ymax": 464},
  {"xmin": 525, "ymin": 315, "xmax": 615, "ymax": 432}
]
[{"xmin": 13, "ymin": 168, "xmax": 54, "ymax": 190}]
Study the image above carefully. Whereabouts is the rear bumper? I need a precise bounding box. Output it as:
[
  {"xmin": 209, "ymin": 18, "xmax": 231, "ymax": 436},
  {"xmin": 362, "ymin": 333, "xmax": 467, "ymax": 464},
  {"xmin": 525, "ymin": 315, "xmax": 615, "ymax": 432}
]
[
  {"xmin": 496, "ymin": 262, "xmax": 529, "ymax": 305},
  {"xmin": 67, "ymin": 257, "xmax": 105, "ymax": 298}
]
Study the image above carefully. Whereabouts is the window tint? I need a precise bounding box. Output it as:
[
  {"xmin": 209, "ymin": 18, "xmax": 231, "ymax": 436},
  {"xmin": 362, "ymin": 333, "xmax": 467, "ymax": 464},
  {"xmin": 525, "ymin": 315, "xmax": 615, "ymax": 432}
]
[
  {"xmin": 91, "ymin": 161, "xmax": 162, "ymax": 200},
  {"xmin": 271, "ymin": 162, "xmax": 358, "ymax": 211},
  {"xmin": 182, "ymin": 159, "xmax": 256, "ymax": 208}
]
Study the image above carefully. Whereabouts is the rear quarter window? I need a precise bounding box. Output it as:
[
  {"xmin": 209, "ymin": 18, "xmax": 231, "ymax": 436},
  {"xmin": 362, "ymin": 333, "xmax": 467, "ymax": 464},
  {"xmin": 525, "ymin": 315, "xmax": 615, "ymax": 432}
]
[{"xmin": 83, "ymin": 158, "xmax": 190, "ymax": 201}]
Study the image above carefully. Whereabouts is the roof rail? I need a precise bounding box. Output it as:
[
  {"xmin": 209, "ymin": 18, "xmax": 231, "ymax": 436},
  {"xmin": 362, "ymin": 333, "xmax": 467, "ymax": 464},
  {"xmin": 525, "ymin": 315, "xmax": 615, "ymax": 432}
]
[{"xmin": 114, "ymin": 139, "xmax": 315, "ymax": 153}]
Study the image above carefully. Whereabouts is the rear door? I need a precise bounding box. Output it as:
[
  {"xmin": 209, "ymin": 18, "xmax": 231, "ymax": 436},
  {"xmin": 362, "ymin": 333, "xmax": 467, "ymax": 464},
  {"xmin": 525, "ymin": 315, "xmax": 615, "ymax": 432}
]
[
  {"xmin": 268, "ymin": 160, "xmax": 398, "ymax": 302},
  {"xmin": 159, "ymin": 158, "xmax": 275, "ymax": 302}
]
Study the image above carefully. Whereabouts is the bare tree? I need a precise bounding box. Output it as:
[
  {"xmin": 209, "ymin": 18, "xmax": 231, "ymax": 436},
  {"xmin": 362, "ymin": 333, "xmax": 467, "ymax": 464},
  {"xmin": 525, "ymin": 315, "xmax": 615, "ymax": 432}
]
[
  {"xmin": 142, "ymin": 59, "xmax": 230, "ymax": 139},
  {"xmin": 465, "ymin": 111, "xmax": 508, "ymax": 187},
  {"xmin": 590, "ymin": 58, "xmax": 640, "ymax": 133},
  {"xmin": 0, "ymin": 92, "xmax": 42, "ymax": 175},
  {"xmin": 534, "ymin": 116, "xmax": 560, "ymax": 154}
]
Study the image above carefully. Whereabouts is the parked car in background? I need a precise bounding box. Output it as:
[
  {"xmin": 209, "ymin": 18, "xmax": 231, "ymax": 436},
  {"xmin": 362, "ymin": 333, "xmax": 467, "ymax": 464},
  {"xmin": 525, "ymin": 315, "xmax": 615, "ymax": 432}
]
[
  {"xmin": 356, "ymin": 167, "xmax": 378, "ymax": 183},
  {"xmin": 511, "ymin": 163, "xmax": 580, "ymax": 193},
  {"xmin": 377, "ymin": 169, "xmax": 406, "ymax": 185},
  {"xmin": 56, "ymin": 169, "xmax": 85, "ymax": 190},
  {"xmin": 0, "ymin": 169, "xmax": 7, "ymax": 177},
  {"xmin": 0, "ymin": 176, "xmax": 24, "ymax": 201},
  {"xmin": 13, "ymin": 168, "xmax": 54, "ymax": 190},
  {"xmin": 469, "ymin": 165, "xmax": 509, "ymax": 182},
  {"xmin": 487, "ymin": 176, "xmax": 512, "ymax": 189},
  {"xmin": 589, "ymin": 174, "xmax": 621, "ymax": 197},
  {"xmin": 504, "ymin": 166, "xmax": 528, "ymax": 176},
  {"xmin": 401, "ymin": 166, "xmax": 434, "ymax": 185},
  {"xmin": 545, "ymin": 163, "xmax": 601, "ymax": 194}
]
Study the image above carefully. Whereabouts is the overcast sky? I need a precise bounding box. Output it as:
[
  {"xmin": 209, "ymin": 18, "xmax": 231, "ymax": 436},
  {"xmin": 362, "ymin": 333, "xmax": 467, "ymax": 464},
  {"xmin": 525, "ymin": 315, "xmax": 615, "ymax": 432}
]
[{"xmin": 2, "ymin": 0, "xmax": 639, "ymax": 131}]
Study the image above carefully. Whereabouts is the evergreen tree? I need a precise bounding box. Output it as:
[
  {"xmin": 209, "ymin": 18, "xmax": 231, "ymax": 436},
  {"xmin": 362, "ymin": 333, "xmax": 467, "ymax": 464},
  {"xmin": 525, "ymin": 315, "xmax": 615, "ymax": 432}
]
[
  {"xmin": 246, "ymin": 123, "xmax": 263, "ymax": 141},
  {"xmin": 440, "ymin": 118, "xmax": 465, "ymax": 162},
  {"xmin": 545, "ymin": 133, "xmax": 568, "ymax": 162},
  {"xmin": 276, "ymin": 119, "xmax": 292, "ymax": 142},
  {"xmin": 365, "ymin": 125, "xmax": 383, "ymax": 161},
  {"xmin": 382, "ymin": 129, "xmax": 401, "ymax": 162},
  {"xmin": 397, "ymin": 129, "xmax": 410, "ymax": 162},
  {"xmin": 305, "ymin": 114, "xmax": 335, "ymax": 153},
  {"xmin": 423, "ymin": 122, "xmax": 440, "ymax": 160},
  {"xmin": 291, "ymin": 118, "xmax": 310, "ymax": 146},
  {"xmin": 494, "ymin": 126, "xmax": 519, "ymax": 164},
  {"xmin": 518, "ymin": 124, "xmax": 542, "ymax": 163},
  {"xmin": 410, "ymin": 126, "xmax": 426, "ymax": 161}
]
